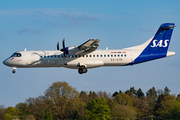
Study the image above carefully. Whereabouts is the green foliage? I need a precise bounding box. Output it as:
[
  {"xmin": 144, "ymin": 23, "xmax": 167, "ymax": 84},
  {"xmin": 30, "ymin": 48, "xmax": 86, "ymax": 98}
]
[
  {"xmin": 115, "ymin": 93, "xmax": 133, "ymax": 107},
  {"xmin": 136, "ymin": 88, "xmax": 144, "ymax": 98},
  {"xmin": 44, "ymin": 81, "xmax": 80, "ymax": 120},
  {"xmin": 3, "ymin": 113, "xmax": 12, "ymax": 120},
  {"xmin": 40, "ymin": 110, "xmax": 46, "ymax": 120},
  {"xmin": 111, "ymin": 104, "xmax": 136, "ymax": 119},
  {"xmin": 44, "ymin": 110, "xmax": 53, "ymax": 120},
  {"xmin": 112, "ymin": 91, "xmax": 118, "ymax": 97},
  {"xmin": 146, "ymin": 87, "xmax": 157, "ymax": 115},
  {"xmin": 25, "ymin": 115, "xmax": 35, "ymax": 120},
  {"xmin": 11, "ymin": 115, "xmax": 20, "ymax": 119},
  {"xmin": 2, "ymin": 81, "xmax": 180, "ymax": 119},
  {"xmin": 6, "ymin": 106, "xmax": 17, "ymax": 116},
  {"xmin": 15, "ymin": 102, "xmax": 31, "ymax": 119},
  {"xmin": 156, "ymin": 100, "xmax": 180, "ymax": 119},
  {"xmin": 85, "ymin": 98, "xmax": 112, "ymax": 120},
  {"xmin": 132, "ymin": 96, "xmax": 149, "ymax": 117},
  {"xmin": 0, "ymin": 105, "xmax": 6, "ymax": 119}
]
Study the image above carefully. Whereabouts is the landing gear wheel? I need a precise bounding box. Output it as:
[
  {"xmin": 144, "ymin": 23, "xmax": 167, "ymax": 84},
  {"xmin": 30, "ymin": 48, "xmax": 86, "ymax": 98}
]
[
  {"xmin": 82, "ymin": 67, "xmax": 87, "ymax": 73},
  {"xmin": 78, "ymin": 68, "xmax": 83, "ymax": 74},
  {"xmin": 78, "ymin": 67, "xmax": 88, "ymax": 74},
  {"xmin": 12, "ymin": 70, "xmax": 16, "ymax": 74}
]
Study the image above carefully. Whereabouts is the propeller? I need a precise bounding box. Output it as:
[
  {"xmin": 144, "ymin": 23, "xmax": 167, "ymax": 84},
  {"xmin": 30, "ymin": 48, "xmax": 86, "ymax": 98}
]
[
  {"xmin": 57, "ymin": 42, "xmax": 59, "ymax": 50},
  {"xmin": 57, "ymin": 38, "xmax": 66, "ymax": 58}
]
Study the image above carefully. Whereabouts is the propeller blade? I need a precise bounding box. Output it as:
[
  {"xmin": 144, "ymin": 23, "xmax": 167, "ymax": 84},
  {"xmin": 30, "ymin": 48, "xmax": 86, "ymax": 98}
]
[
  {"xmin": 60, "ymin": 38, "xmax": 66, "ymax": 52},
  {"xmin": 63, "ymin": 52, "xmax": 66, "ymax": 58},
  {"xmin": 62, "ymin": 38, "xmax": 65, "ymax": 49},
  {"xmin": 57, "ymin": 42, "xmax": 59, "ymax": 50}
]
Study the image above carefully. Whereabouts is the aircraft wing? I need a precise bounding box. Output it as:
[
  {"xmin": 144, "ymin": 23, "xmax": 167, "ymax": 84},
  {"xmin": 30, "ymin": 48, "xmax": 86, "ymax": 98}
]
[{"xmin": 77, "ymin": 39, "xmax": 100, "ymax": 54}]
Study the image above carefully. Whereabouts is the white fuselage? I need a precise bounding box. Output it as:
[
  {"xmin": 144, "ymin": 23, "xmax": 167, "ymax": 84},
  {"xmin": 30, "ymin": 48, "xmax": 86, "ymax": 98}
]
[{"xmin": 3, "ymin": 49, "xmax": 135, "ymax": 69}]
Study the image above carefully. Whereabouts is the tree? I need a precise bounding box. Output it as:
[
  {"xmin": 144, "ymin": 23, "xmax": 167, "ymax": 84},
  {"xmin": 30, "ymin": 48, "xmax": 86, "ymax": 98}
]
[
  {"xmin": 156, "ymin": 100, "xmax": 180, "ymax": 119},
  {"xmin": 26, "ymin": 96, "xmax": 47, "ymax": 119},
  {"xmin": 132, "ymin": 96, "xmax": 149, "ymax": 117},
  {"xmin": 88, "ymin": 91, "xmax": 97, "ymax": 100},
  {"xmin": 112, "ymin": 91, "xmax": 118, "ymax": 97},
  {"xmin": 40, "ymin": 110, "xmax": 46, "ymax": 120},
  {"xmin": 25, "ymin": 115, "xmax": 36, "ymax": 120},
  {"xmin": 44, "ymin": 81, "xmax": 79, "ymax": 120},
  {"xmin": 164, "ymin": 86, "xmax": 171, "ymax": 96},
  {"xmin": 136, "ymin": 88, "xmax": 144, "ymax": 98},
  {"xmin": 0, "ymin": 105, "xmax": 5, "ymax": 120},
  {"xmin": 115, "ymin": 93, "xmax": 133, "ymax": 107},
  {"xmin": 5, "ymin": 107, "xmax": 18, "ymax": 117},
  {"xmin": 111, "ymin": 104, "xmax": 136, "ymax": 119},
  {"xmin": 15, "ymin": 103, "xmax": 31, "ymax": 119},
  {"xmin": 79, "ymin": 91, "xmax": 90, "ymax": 104},
  {"xmin": 44, "ymin": 110, "xmax": 53, "ymax": 120},
  {"xmin": 146, "ymin": 87, "xmax": 157, "ymax": 115},
  {"xmin": 3, "ymin": 113, "xmax": 11, "ymax": 120},
  {"xmin": 85, "ymin": 98, "xmax": 112, "ymax": 120}
]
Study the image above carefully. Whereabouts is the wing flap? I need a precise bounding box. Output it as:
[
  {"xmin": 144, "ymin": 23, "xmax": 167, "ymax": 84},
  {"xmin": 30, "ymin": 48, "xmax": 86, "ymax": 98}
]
[{"xmin": 78, "ymin": 39, "xmax": 100, "ymax": 53}]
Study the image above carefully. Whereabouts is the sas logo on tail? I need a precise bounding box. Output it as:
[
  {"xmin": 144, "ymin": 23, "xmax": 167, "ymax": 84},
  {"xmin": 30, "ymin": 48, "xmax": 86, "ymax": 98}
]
[{"xmin": 150, "ymin": 40, "xmax": 169, "ymax": 47}]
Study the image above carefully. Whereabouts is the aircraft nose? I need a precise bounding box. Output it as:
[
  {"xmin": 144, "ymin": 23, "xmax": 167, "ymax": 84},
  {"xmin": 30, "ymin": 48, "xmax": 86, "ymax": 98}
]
[
  {"xmin": 3, "ymin": 59, "xmax": 8, "ymax": 66},
  {"xmin": 3, "ymin": 58, "xmax": 10, "ymax": 66}
]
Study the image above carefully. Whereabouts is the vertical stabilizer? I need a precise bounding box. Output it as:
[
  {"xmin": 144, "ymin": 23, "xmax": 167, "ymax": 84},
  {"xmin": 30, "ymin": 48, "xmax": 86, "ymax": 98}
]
[{"xmin": 133, "ymin": 23, "xmax": 175, "ymax": 64}]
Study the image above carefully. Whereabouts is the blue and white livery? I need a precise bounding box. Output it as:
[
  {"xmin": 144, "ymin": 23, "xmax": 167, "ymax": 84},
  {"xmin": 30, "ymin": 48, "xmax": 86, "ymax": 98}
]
[{"xmin": 3, "ymin": 23, "xmax": 176, "ymax": 74}]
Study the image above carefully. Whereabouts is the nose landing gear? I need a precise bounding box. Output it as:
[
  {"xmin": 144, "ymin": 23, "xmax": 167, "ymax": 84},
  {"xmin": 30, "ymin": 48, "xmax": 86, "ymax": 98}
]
[{"xmin": 12, "ymin": 67, "xmax": 16, "ymax": 74}]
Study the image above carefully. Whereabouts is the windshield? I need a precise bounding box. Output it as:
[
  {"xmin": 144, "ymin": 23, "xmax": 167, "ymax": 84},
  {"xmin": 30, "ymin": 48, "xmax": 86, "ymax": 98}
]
[{"xmin": 11, "ymin": 53, "xmax": 22, "ymax": 57}]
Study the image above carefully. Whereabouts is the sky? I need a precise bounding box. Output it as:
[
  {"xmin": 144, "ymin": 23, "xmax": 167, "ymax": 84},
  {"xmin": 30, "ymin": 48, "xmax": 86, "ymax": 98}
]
[{"xmin": 1, "ymin": 0, "xmax": 180, "ymax": 107}]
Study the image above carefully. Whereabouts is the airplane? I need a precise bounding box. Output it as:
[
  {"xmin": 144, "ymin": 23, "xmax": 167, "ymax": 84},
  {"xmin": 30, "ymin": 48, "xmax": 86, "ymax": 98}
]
[{"xmin": 3, "ymin": 23, "xmax": 176, "ymax": 74}]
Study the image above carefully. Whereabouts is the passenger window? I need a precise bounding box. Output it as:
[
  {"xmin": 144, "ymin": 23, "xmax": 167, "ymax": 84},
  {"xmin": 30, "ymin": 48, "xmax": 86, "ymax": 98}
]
[
  {"xmin": 111, "ymin": 55, "xmax": 113, "ymax": 57},
  {"xmin": 108, "ymin": 55, "xmax": 109, "ymax": 57},
  {"xmin": 118, "ymin": 54, "xmax": 120, "ymax": 57},
  {"xmin": 44, "ymin": 56, "xmax": 46, "ymax": 58},
  {"xmin": 75, "ymin": 55, "xmax": 78, "ymax": 58},
  {"xmin": 114, "ymin": 55, "xmax": 116, "ymax": 57},
  {"xmin": 97, "ymin": 55, "xmax": 99, "ymax": 57},
  {"xmin": 89, "ymin": 55, "xmax": 91, "ymax": 57},
  {"xmin": 104, "ymin": 55, "xmax": 106, "ymax": 57},
  {"xmin": 121, "ymin": 54, "xmax": 123, "ymax": 57},
  {"xmin": 51, "ymin": 55, "xmax": 53, "ymax": 58},
  {"xmin": 82, "ymin": 55, "xmax": 84, "ymax": 57},
  {"xmin": 93, "ymin": 55, "xmax": 95, "ymax": 57},
  {"xmin": 79, "ymin": 55, "xmax": 81, "ymax": 57},
  {"xmin": 100, "ymin": 55, "xmax": 102, "ymax": 57},
  {"xmin": 124, "ymin": 54, "xmax": 126, "ymax": 57}
]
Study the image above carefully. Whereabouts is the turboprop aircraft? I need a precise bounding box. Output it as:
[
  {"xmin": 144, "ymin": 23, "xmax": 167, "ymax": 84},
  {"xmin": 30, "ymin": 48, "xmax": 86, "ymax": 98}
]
[{"xmin": 3, "ymin": 23, "xmax": 176, "ymax": 74}]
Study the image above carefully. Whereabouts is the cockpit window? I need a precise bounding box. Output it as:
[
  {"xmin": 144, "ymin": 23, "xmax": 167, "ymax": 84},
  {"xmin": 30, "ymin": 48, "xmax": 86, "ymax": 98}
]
[{"xmin": 11, "ymin": 53, "xmax": 22, "ymax": 57}]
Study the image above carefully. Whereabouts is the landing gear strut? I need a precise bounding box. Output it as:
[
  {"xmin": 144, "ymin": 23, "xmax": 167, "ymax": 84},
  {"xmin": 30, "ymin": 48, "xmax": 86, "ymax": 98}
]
[
  {"xmin": 78, "ymin": 66, "xmax": 87, "ymax": 74},
  {"xmin": 12, "ymin": 67, "xmax": 16, "ymax": 74}
]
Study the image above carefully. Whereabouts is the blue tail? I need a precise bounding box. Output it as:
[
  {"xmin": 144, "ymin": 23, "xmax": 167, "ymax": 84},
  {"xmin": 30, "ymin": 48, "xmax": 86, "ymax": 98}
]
[{"xmin": 133, "ymin": 23, "xmax": 175, "ymax": 64}]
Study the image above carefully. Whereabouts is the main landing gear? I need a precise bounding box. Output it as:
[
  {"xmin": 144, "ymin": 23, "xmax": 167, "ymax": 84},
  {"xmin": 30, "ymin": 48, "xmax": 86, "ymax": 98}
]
[{"xmin": 78, "ymin": 66, "xmax": 87, "ymax": 74}]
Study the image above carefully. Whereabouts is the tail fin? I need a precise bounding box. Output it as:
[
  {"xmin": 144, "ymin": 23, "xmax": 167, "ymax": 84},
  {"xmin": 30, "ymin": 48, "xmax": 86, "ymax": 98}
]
[
  {"xmin": 133, "ymin": 23, "xmax": 175, "ymax": 64},
  {"xmin": 144, "ymin": 23, "xmax": 175, "ymax": 52}
]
